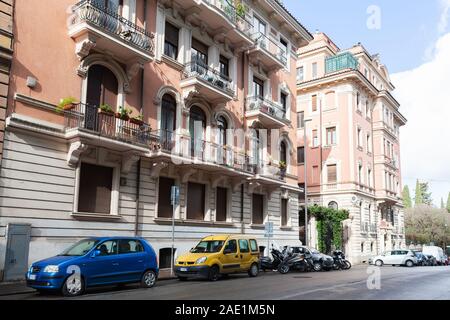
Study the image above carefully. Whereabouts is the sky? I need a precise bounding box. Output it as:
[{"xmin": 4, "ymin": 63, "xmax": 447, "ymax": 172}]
[{"xmin": 284, "ymin": 0, "xmax": 450, "ymax": 206}]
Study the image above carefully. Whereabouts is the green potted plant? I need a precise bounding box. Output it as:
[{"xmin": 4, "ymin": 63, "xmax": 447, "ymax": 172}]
[
  {"xmin": 115, "ymin": 106, "xmax": 132, "ymax": 121},
  {"xmin": 130, "ymin": 113, "xmax": 144, "ymax": 125},
  {"xmin": 235, "ymin": 1, "xmax": 246, "ymax": 18},
  {"xmin": 279, "ymin": 160, "xmax": 287, "ymax": 176},
  {"xmin": 98, "ymin": 104, "xmax": 114, "ymax": 115},
  {"xmin": 56, "ymin": 97, "xmax": 78, "ymax": 112}
]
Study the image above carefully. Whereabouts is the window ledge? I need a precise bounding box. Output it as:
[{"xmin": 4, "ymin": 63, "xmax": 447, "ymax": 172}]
[
  {"xmin": 153, "ymin": 218, "xmax": 236, "ymax": 228},
  {"xmin": 280, "ymin": 226, "xmax": 293, "ymax": 231},
  {"xmin": 161, "ymin": 55, "xmax": 184, "ymax": 71},
  {"xmin": 71, "ymin": 212, "xmax": 122, "ymax": 222},
  {"xmin": 250, "ymin": 224, "xmax": 265, "ymax": 229}
]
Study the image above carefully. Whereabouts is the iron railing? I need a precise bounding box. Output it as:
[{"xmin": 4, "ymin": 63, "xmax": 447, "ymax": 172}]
[
  {"xmin": 71, "ymin": 0, "xmax": 155, "ymax": 55},
  {"xmin": 184, "ymin": 60, "xmax": 234, "ymax": 94},
  {"xmin": 64, "ymin": 103, "xmax": 152, "ymax": 146},
  {"xmin": 251, "ymin": 32, "xmax": 287, "ymax": 66},
  {"xmin": 246, "ymin": 96, "xmax": 287, "ymax": 121},
  {"xmin": 325, "ymin": 52, "xmax": 359, "ymax": 74},
  {"xmin": 204, "ymin": 0, "xmax": 254, "ymax": 37}
]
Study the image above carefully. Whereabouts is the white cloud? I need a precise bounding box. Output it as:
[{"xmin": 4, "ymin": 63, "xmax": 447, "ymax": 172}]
[
  {"xmin": 438, "ymin": 0, "xmax": 450, "ymax": 33},
  {"xmin": 392, "ymin": 32, "xmax": 450, "ymax": 205}
]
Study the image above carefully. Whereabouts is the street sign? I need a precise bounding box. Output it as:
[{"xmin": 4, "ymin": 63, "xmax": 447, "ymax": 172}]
[
  {"xmin": 171, "ymin": 186, "xmax": 180, "ymax": 205},
  {"xmin": 264, "ymin": 222, "xmax": 274, "ymax": 238}
]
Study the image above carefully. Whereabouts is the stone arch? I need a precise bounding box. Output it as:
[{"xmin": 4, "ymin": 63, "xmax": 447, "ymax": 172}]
[{"xmin": 154, "ymin": 85, "xmax": 183, "ymax": 132}]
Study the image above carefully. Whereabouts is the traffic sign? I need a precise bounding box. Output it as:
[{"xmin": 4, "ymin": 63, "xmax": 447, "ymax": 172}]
[
  {"xmin": 171, "ymin": 186, "xmax": 180, "ymax": 205},
  {"xmin": 264, "ymin": 222, "xmax": 274, "ymax": 238}
]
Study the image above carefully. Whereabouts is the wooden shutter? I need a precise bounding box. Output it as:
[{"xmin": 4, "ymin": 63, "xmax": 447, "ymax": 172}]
[
  {"xmin": 158, "ymin": 177, "xmax": 175, "ymax": 218},
  {"xmin": 216, "ymin": 187, "xmax": 228, "ymax": 222},
  {"xmin": 312, "ymin": 94, "xmax": 317, "ymax": 112},
  {"xmin": 328, "ymin": 165, "xmax": 337, "ymax": 183},
  {"xmin": 78, "ymin": 163, "xmax": 113, "ymax": 214},
  {"xmin": 86, "ymin": 65, "xmax": 118, "ymax": 108},
  {"xmin": 165, "ymin": 22, "xmax": 179, "ymax": 47},
  {"xmin": 252, "ymin": 194, "xmax": 264, "ymax": 225},
  {"xmin": 187, "ymin": 182, "xmax": 205, "ymax": 220},
  {"xmin": 281, "ymin": 199, "xmax": 288, "ymax": 226}
]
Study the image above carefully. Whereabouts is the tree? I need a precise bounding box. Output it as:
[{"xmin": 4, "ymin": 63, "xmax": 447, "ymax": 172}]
[
  {"xmin": 402, "ymin": 185, "xmax": 412, "ymax": 208},
  {"xmin": 414, "ymin": 180, "xmax": 423, "ymax": 206},
  {"xmin": 447, "ymin": 193, "xmax": 450, "ymax": 213}
]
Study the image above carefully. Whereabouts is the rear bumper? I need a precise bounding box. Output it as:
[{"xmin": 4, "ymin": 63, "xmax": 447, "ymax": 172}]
[{"xmin": 174, "ymin": 265, "xmax": 210, "ymax": 279}]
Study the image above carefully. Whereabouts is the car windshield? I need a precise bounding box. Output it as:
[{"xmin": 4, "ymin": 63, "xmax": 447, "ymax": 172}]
[
  {"xmin": 59, "ymin": 239, "xmax": 99, "ymax": 256},
  {"xmin": 191, "ymin": 240, "xmax": 224, "ymax": 253}
]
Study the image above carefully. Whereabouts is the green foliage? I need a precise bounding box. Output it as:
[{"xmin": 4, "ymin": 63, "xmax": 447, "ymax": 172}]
[
  {"xmin": 278, "ymin": 161, "xmax": 287, "ymax": 169},
  {"xmin": 132, "ymin": 113, "xmax": 144, "ymax": 121},
  {"xmin": 99, "ymin": 104, "xmax": 114, "ymax": 114},
  {"xmin": 309, "ymin": 206, "xmax": 349, "ymax": 253},
  {"xmin": 235, "ymin": 1, "xmax": 247, "ymax": 17},
  {"xmin": 402, "ymin": 185, "xmax": 412, "ymax": 208},
  {"xmin": 117, "ymin": 106, "xmax": 132, "ymax": 119},
  {"xmin": 447, "ymin": 193, "xmax": 450, "ymax": 213},
  {"xmin": 414, "ymin": 179, "xmax": 423, "ymax": 206},
  {"xmin": 56, "ymin": 97, "xmax": 77, "ymax": 112},
  {"xmin": 414, "ymin": 180, "xmax": 433, "ymax": 207},
  {"xmin": 405, "ymin": 206, "xmax": 450, "ymax": 247}
]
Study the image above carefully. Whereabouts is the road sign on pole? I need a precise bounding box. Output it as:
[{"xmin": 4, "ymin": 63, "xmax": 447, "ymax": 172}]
[
  {"xmin": 170, "ymin": 186, "xmax": 180, "ymax": 276},
  {"xmin": 264, "ymin": 222, "xmax": 274, "ymax": 238}
]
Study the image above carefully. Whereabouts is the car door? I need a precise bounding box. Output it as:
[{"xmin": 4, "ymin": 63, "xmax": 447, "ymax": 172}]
[
  {"xmin": 382, "ymin": 251, "xmax": 394, "ymax": 264},
  {"xmin": 115, "ymin": 239, "xmax": 147, "ymax": 283},
  {"xmin": 220, "ymin": 239, "xmax": 240, "ymax": 273},
  {"xmin": 391, "ymin": 251, "xmax": 403, "ymax": 265},
  {"xmin": 238, "ymin": 239, "xmax": 252, "ymax": 271},
  {"xmin": 84, "ymin": 240, "xmax": 119, "ymax": 286}
]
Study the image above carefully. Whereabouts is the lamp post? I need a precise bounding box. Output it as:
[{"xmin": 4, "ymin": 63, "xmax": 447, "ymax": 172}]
[{"xmin": 303, "ymin": 118, "xmax": 312, "ymax": 246}]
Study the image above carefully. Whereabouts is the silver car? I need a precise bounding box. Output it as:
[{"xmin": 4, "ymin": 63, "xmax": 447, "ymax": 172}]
[{"xmin": 369, "ymin": 250, "xmax": 417, "ymax": 267}]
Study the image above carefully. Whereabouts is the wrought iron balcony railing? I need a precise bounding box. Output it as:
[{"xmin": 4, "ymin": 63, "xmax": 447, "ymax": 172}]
[
  {"xmin": 184, "ymin": 61, "xmax": 234, "ymax": 94},
  {"xmin": 246, "ymin": 96, "xmax": 287, "ymax": 121},
  {"xmin": 204, "ymin": 0, "xmax": 253, "ymax": 37},
  {"xmin": 64, "ymin": 103, "xmax": 153, "ymax": 146},
  {"xmin": 251, "ymin": 32, "xmax": 287, "ymax": 66},
  {"xmin": 71, "ymin": 0, "xmax": 155, "ymax": 55},
  {"xmin": 325, "ymin": 52, "xmax": 359, "ymax": 74}
]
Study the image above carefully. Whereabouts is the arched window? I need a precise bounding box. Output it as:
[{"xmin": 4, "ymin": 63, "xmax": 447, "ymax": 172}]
[
  {"xmin": 160, "ymin": 94, "xmax": 177, "ymax": 149},
  {"xmin": 86, "ymin": 64, "xmax": 118, "ymax": 109},
  {"xmin": 280, "ymin": 141, "xmax": 287, "ymax": 164},
  {"xmin": 217, "ymin": 116, "xmax": 228, "ymax": 164},
  {"xmin": 328, "ymin": 201, "xmax": 338, "ymax": 210},
  {"xmin": 189, "ymin": 106, "xmax": 206, "ymax": 157}
]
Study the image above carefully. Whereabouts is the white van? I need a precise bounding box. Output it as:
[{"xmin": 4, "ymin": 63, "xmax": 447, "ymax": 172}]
[{"xmin": 422, "ymin": 246, "xmax": 445, "ymax": 265}]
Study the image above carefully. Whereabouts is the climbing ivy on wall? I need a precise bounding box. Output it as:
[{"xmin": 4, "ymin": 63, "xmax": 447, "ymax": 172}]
[{"xmin": 309, "ymin": 206, "xmax": 349, "ymax": 254}]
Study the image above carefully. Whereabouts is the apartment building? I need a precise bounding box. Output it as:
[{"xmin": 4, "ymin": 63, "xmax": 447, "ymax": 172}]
[
  {"xmin": 296, "ymin": 33, "xmax": 407, "ymax": 264},
  {"xmin": 0, "ymin": 0, "xmax": 313, "ymax": 281}
]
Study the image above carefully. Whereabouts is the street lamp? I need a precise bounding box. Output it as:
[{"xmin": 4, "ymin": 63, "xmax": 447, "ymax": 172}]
[{"xmin": 303, "ymin": 118, "xmax": 312, "ymax": 246}]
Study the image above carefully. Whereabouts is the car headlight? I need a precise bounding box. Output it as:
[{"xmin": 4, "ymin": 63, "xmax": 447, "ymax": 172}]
[
  {"xmin": 43, "ymin": 265, "xmax": 59, "ymax": 273},
  {"xmin": 196, "ymin": 257, "xmax": 207, "ymax": 264}
]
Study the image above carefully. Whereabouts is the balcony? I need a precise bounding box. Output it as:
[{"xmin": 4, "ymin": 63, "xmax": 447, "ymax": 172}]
[
  {"xmin": 325, "ymin": 52, "xmax": 358, "ymax": 74},
  {"xmin": 64, "ymin": 103, "xmax": 153, "ymax": 151},
  {"xmin": 68, "ymin": 0, "xmax": 155, "ymax": 62},
  {"xmin": 181, "ymin": 61, "xmax": 235, "ymax": 103},
  {"xmin": 245, "ymin": 96, "xmax": 289, "ymax": 128},
  {"xmin": 248, "ymin": 32, "xmax": 287, "ymax": 72}
]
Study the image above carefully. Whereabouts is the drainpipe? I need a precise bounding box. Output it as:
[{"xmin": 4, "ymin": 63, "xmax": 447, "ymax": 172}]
[
  {"xmin": 135, "ymin": 158, "xmax": 142, "ymax": 236},
  {"xmin": 241, "ymin": 51, "xmax": 247, "ymax": 234},
  {"xmin": 140, "ymin": 0, "xmax": 148, "ymax": 114}
]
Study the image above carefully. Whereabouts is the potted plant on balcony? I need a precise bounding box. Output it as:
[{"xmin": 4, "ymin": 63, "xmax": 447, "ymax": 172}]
[
  {"xmin": 279, "ymin": 160, "xmax": 287, "ymax": 177},
  {"xmin": 116, "ymin": 106, "xmax": 132, "ymax": 121},
  {"xmin": 98, "ymin": 104, "xmax": 114, "ymax": 115},
  {"xmin": 130, "ymin": 113, "xmax": 144, "ymax": 126},
  {"xmin": 56, "ymin": 97, "xmax": 78, "ymax": 112}
]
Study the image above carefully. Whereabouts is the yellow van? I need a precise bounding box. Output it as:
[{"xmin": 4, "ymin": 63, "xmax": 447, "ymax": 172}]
[{"xmin": 174, "ymin": 234, "xmax": 260, "ymax": 281}]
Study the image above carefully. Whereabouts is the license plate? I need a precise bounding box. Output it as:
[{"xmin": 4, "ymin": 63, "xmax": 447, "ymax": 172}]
[
  {"xmin": 28, "ymin": 274, "xmax": 36, "ymax": 280},
  {"xmin": 180, "ymin": 267, "xmax": 188, "ymax": 272}
]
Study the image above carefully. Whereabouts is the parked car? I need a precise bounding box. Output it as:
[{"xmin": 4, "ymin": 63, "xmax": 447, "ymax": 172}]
[
  {"xmin": 174, "ymin": 234, "xmax": 260, "ymax": 281},
  {"xmin": 413, "ymin": 251, "xmax": 428, "ymax": 266},
  {"xmin": 26, "ymin": 237, "xmax": 158, "ymax": 297},
  {"xmin": 425, "ymin": 254, "xmax": 438, "ymax": 266},
  {"xmin": 422, "ymin": 246, "xmax": 446, "ymax": 265},
  {"xmin": 369, "ymin": 250, "xmax": 417, "ymax": 267},
  {"xmin": 287, "ymin": 246, "xmax": 334, "ymax": 271}
]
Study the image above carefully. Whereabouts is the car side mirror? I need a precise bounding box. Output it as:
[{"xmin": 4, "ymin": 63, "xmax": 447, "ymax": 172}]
[{"xmin": 91, "ymin": 250, "xmax": 101, "ymax": 258}]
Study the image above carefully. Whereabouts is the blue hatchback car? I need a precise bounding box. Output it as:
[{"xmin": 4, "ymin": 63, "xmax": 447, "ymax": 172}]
[{"xmin": 26, "ymin": 237, "xmax": 159, "ymax": 296}]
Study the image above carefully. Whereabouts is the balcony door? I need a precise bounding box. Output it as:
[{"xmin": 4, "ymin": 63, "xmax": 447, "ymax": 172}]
[
  {"xmin": 160, "ymin": 94, "xmax": 177, "ymax": 150},
  {"xmin": 191, "ymin": 39, "xmax": 208, "ymax": 74},
  {"xmin": 217, "ymin": 116, "xmax": 227, "ymax": 164},
  {"xmin": 253, "ymin": 16, "xmax": 266, "ymax": 45},
  {"xmin": 251, "ymin": 130, "xmax": 263, "ymax": 172},
  {"xmin": 189, "ymin": 106, "xmax": 206, "ymax": 159},
  {"xmin": 86, "ymin": 64, "xmax": 118, "ymax": 131},
  {"xmin": 253, "ymin": 77, "xmax": 264, "ymax": 100}
]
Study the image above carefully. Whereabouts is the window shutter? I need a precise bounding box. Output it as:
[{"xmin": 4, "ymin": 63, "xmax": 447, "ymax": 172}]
[
  {"xmin": 252, "ymin": 194, "xmax": 264, "ymax": 225},
  {"xmin": 216, "ymin": 187, "xmax": 228, "ymax": 222},
  {"xmin": 158, "ymin": 177, "xmax": 175, "ymax": 218},
  {"xmin": 187, "ymin": 183, "xmax": 205, "ymax": 220}
]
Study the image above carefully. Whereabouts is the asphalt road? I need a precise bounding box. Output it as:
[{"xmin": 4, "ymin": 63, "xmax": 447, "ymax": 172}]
[{"xmin": 2, "ymin": 265, "xmax": 450, "ymax": 300}]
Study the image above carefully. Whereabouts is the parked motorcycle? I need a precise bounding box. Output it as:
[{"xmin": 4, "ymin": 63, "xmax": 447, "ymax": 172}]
[
  {"xmin": 277, "ymin": 247, "xmax": 315, "ymax": 274},
  {"xmin": 260, "ymin": 247, "xmax": 285, "ymax": 271},
  {"xmin": 332, "ymin": 250, "xmax": 352, "ymax": 270}
]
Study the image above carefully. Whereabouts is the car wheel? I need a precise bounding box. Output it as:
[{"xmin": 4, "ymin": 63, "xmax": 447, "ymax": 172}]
[
  {"xmin": 278, "ymin": 264, "xmax": 290, "ymax": 274},
  {"xmin": 208, "ymin": 265, "xmax": 220, "ymax": 281},
  {"xmin": 141, "ymin": 270, "xmax": 157, "ymax": 288},
  {"xmin": 313, "ymin": 262, "xmax": 322, "ymax": 272},
  {"xmin": 405, "ymin": 260, "xmax": 414, "ymax": 268},
  {"xmin": 248, "ymin": 263, "xmax": 259, "ymax": 277},
  {"xmin": 62, "ymin": 275, "xmax": 84, "ymax": 297},
  {"xmin": 375, "ymin": 260, "xmax": 383, "ymax": 267}
]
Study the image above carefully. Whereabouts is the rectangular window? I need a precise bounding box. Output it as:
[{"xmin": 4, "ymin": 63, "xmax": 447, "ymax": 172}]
[
  {"xmin": 312, "ymin": 166, "xmax": 320, "ymax": 184},
  {"xmin": 312, "ymin": 129, "xmax": 319, "ymax": 147},
  {"xmin": 158, "ymin": 177, "xmax": 175, "ymax": 218},
  {"xmin": 368, "ymin": 169, "xmax": 372, "ymax": 187},
  {"xmin": 356, "ymin": 92, "xmax": 361, "ymax": 110},
  {"xmin": 187, "ymin": 182, "xmax": 205, "ymax": 220},
  {"xmin": 252, "ymin": 194, "xmax": 264, "ymax": 225},
  {"xmin": 279, "ymin": 38, "xmax": 288, "ymax": 64},
  {"xmin": 238, "ymin": 239, "xmax": 250, "ymax": 253},
  {"xmin": 326, "ymin": 127, "xmax": 337, "ymax": 145},
  {"xmin": 358, "ymin": 165, "xmax": 363, "ymax": 185},
  {"xmin": 327, "ymin": 164, "xmax": 337, "ymax": 183},
  {"xmin": 312, "ymin": 62, "xmax": 317, "ymax": 79},
  {"xmin": 219, "ymin": 55, "xmax": 229, "ymax": 78},
  {"xmin": 281, "ymin": 198, "xmax": 288, "ymax": 227},
  {"xmin": 78, "ymin": 163, "xmax": 113, "ymax": 214},
  {"xmin": 216, "ymin": 187, "xmax": 228, "ymax": 222},
  {"xmin": 367, "ymin": 134, "xmax": 372, "ymax": 153},
  {"xmin": 164, "ymin": 22, "xmax": 179, "ymax": 60},
  {"xmin": 249, "ymin": 239, "xmax": 258, "ymax": 252},
  {"xmin": 191, "ymin": 38, "xmax": 208, "ymax": 65},
  {"xmin": 253, "ymin": 77, "xmax": 264, "ymax": 98},
  {"xmin": 357, "ymin": 128, "xmax": 362, "ymax": 148},
  {"xmin": 297, "ymin": 66, "xmax": 304, "ymax": 82},
  {"xmin": 118, "ymin": 240, "xmax": 144, "ymax": 254},
  {"xmin": 297, "ymin": 147, "xmax": 305, "ymax": 164},
  {"xmin": 312, "ymin": 95, "xmax": 317, "ymax": 112},
  {"xmin": 280, "ymin": 92, "xmax": 288, "ymax": 112},
  {"xmin": 297, "ymin": 111, "xmax": 304, "ymax": 128}
]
